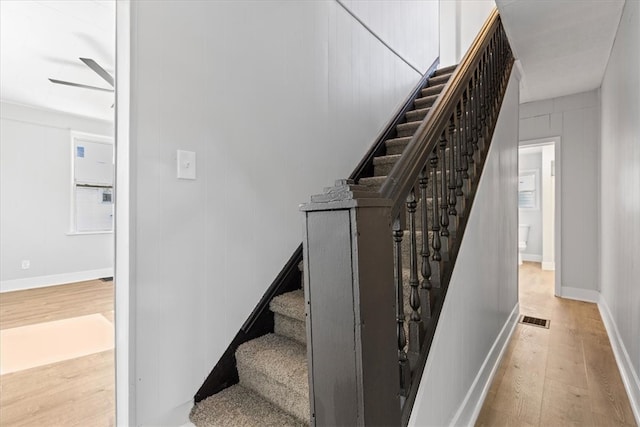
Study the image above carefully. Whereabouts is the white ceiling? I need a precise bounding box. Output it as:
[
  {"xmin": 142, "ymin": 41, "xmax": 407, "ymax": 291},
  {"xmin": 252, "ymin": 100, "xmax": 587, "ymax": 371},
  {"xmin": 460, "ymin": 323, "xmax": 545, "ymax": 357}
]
[
  {"xmin": 0, "ymin": 0, "xmax": 115, "ymax": 122},
  {"xmin": 496, "ymin": 0, "xmax": 625, "ymax": 103}
]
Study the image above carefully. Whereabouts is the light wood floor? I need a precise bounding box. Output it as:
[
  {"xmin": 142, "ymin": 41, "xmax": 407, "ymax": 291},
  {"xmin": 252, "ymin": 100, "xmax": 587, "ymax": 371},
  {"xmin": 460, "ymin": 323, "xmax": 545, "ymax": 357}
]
[
  {"xmin": 0, "ymin": 280, "xmax": 115, "ymax": 427},
  {"xmin": 476, "ymin": 262, "xmax": 637, "ymax": 427}
]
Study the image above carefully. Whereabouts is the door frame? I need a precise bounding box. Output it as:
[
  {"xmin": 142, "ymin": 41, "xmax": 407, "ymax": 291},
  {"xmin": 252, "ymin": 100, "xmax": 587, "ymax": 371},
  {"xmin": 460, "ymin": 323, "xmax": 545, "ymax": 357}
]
[
  {"xmin": 519, "ymin": 136, "xmax": 562, "ymax": 297},
  {"xmin": 115, "ymin": 0, "xmax": 134, "ymax": 425}
]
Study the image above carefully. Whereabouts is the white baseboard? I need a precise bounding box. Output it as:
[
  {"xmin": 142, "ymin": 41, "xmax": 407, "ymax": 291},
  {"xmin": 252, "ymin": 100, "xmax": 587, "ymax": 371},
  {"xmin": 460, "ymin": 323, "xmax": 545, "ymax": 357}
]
[
  {"xmin": 560, "ymin": 286, "xmax": 599, "ymax": 303},
  {"xmin": 598, "ymin": 295, "xmax": 640, "ymax": 425},
  {"xmin": 541, "ymin": 261, "xmax": 555, "ymax": 271},
  {"xmin": 0, "ymin": 268, "xmax": 113, "ymax": 293},
  {"xmin": 451, "ymin": 303, "xmax": 520, "ymax": 426},
  {"xmin": 521, "ymin": 254, "xmax": 542, "ymax": 262}
]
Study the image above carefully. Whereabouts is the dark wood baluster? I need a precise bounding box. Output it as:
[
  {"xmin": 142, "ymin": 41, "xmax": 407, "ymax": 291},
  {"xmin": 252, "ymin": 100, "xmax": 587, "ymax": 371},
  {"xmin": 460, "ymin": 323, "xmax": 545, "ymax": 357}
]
[
  {"xmin": 464, "ymin": 81, "xmax": 474, "ymax": 174},
  {"xmin": 490, "ymin": 43, "xmax": 496, "ymax": 116},
  {"xmin": 430, "ymin": 152, "xmax": 442, "ymax": 262},
  {"xmin": 459, "ymin": 93, "xmax": 469, "ymax": 183},
  {"xmin": 393, "ymin": 219, "xmax": 411, "ymax": 397},
  {"xmin": 491, "ymin": 37, "xmax": 498, "ymax": 118},
  {"xmin": 407, "ymin": 189, "xmax": 422, "ymax": 357},
  {"xmin": 484, "ymin": 52, "xmax": 491, "ymax": 143},
  {"xmin": 455, "ymin": 101, "xmax": 464, "ymax": 197},
  {"xmin": 479, "ymin": 55, "xmax": 488, "ymax": 151},
  {"xmin": 489, "ymin": 38, "xmax": 495, "ymax": 116},
  {"xmin": 419, "ymin": 169, "xmax": 433, "ymax": 312},
  {"xmin": 448, "ymin": 114, "xmax": 458, "ymax": 215},
  {"xmin": 497, "ymin": 30, "xmax": 504, "ymax": 88},
  {"xmin": 497, "ymin": 33, "xmax": 503, "ymax": 100},
  {"xmin": 472, "ymin": 69, "xmax": 480, "ymax": 160},
  {"xmin": 439, "ymin": 132, "xmax": 450, "ymax": 236}
]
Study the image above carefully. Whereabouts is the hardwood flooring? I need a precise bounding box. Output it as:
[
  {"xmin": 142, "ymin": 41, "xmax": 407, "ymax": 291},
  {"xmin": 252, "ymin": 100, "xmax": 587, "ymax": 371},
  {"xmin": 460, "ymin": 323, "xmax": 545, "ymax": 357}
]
[
  {"xmin": 0, "ymin": 280, "xmax": 115, "ymax": 427},
  {"xmin": 476, "ymin": 262, "xmax": 637, "ymax": 427}
]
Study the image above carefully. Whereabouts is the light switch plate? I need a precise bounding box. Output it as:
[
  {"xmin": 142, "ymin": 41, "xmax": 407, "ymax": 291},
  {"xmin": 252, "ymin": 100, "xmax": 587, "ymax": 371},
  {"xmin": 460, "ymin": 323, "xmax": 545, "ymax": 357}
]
[{"xmin": 177, "ymin": 150, "xmax": 196, "ymax": 180}]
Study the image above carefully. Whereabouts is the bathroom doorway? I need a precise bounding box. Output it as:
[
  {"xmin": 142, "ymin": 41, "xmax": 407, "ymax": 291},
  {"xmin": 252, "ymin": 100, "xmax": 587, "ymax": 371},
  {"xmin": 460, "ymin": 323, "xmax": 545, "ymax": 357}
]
[{"xmin": 518, "ymin": 137, "xmax": 561, "ymax": 297}]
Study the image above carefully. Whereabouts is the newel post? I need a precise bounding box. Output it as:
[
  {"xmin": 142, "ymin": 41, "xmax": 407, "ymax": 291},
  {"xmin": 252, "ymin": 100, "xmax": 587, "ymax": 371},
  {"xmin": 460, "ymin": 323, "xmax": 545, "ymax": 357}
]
[{"xmin": 301, "ymin": 179, "xmax": 400, "ymax": 426}]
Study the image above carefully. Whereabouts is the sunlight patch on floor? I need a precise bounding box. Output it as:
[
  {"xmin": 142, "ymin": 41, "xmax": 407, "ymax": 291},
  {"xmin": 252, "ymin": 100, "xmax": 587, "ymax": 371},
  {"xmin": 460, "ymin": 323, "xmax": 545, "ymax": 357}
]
[{"xmin": 0, "ymin": 313, "xmax": 113, "ymax": 374}]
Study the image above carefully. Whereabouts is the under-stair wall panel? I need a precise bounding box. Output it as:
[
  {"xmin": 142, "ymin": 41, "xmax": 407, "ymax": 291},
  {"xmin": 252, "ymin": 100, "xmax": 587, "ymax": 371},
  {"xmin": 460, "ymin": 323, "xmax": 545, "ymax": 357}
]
[
  {"xmin": 409, "ymin": 71, "xmax": 520, "ymax": 426},
  {"xmin": 127, "ymin": 1, "xmax": 438, "ymax": 424},
  {"xmin": 600, "ymin": 0, "xmax": 640, "ymax": 418}
]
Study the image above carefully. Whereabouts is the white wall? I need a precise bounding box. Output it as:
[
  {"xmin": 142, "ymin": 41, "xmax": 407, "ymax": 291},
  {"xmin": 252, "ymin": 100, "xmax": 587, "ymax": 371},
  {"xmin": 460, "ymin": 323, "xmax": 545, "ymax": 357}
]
[
  {"xmin": 518, "ymin": 151, "xmax": 542, "ymax": 260},
  {"xmin": 410, "ymin": 71, "xmax": 520, "ymax": 426},
  {"xmin": 600, "ymin": 0, "xmax": 640, "ymax": 417},
  {"xmin": 519, "ymin": 90, "xmax": 599, "ymax": 294},
  {"xmin": 440, "ymin": 0, "xmax": 496, "ymax": 67},
  {"xmin": 126, "ymin": 1, "xmax": 438, "ymax": 424},
  {"xmin": 0, "ymin": 102, "xmax": 114, "ymax": 292},
  {"xmin": 339, "ymin": 0, "xmax": 438, "ymax": 72}
]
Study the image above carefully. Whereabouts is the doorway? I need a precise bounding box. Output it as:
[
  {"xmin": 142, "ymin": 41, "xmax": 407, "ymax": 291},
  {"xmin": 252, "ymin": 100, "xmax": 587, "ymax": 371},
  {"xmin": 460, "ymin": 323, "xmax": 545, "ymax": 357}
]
[
  {"xmin": 518, "ymin": 137, "xmax": 561, "ymax": 297},
  {"xmin": 0, "ymin": 1, "xmax": 116, "ymax": 425}
]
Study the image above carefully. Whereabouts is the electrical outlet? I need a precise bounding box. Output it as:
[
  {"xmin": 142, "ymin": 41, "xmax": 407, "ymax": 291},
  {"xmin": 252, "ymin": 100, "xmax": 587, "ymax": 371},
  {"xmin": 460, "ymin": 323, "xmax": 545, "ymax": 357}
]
[{"xmin": 21, "ymin": 260, "xmax": 30, "ymax": 270}]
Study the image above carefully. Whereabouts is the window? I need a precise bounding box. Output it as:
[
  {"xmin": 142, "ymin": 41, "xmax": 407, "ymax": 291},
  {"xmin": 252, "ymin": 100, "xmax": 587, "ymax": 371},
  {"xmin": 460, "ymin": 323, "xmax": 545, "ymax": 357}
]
[
  {"xmin": 518, "ymin": 170, "xmax": 539, "ymax": 210},
  {"xmin": 70, "ymin": 132, "xmax": 114, "ymax": 233}
]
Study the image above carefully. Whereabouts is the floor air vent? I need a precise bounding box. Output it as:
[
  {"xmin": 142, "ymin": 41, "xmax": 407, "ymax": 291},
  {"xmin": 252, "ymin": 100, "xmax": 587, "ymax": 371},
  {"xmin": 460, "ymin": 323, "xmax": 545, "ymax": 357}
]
[{"xmin": 519, "ymin": 315, "xmax": 550, "ymax": 329}]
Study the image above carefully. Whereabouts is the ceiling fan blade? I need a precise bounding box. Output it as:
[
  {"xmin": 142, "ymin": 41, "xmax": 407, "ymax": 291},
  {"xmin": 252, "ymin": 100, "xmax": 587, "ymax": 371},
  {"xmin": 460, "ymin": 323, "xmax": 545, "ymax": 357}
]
[
  {"xmin": 49, "ymin": 78, "xmax": 114, "ymax": 92},
  {"xmin": 79, "ymin": 57, "xmax": 114, "ymax": 87}
]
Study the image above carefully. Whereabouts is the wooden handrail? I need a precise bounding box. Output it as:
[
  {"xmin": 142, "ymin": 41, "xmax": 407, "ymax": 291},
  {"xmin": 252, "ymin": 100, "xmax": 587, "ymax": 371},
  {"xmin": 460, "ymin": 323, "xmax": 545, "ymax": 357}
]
[{"xmin": 380, "ymin": 8, "xmax": 501, "ymax": 219}]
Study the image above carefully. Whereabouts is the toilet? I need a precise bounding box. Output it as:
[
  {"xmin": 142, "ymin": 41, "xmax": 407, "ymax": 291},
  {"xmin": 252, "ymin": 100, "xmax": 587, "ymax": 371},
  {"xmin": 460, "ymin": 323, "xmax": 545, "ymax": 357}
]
[{"xmin": 518, "ymin": 224, "xmax": 530, "ymax": 265}]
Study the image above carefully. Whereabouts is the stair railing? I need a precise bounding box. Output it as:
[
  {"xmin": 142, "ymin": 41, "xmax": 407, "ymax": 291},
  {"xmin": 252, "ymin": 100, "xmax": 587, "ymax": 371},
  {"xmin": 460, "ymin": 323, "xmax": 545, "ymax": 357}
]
[{"xmin": 301, "ymin": 8, "xmax": 514, "ymax": 426}]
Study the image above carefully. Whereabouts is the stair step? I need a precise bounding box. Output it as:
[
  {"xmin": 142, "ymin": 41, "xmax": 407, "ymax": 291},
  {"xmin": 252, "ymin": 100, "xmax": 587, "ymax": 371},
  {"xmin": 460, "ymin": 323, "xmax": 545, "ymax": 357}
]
[
  {"xmin": 421, "ymin": 83, "xmax": 446, "ymax": 97},
  {"xmin": 414, "ymin": 94, "xmax": 439, "ymax": 110},
  {"xmin": 385, "ymin": 137, "xmax": 412, "ymax": 155},
  {"xmin": 396, "ymin": 120, "xmax": 422, "ymax": 138},
  {"xmin": 406, "ymin": 107, "xmax": 431, "ymax": 122},
  {"xmin": 373, "ymin": 154, "xmax": 401, "ymax": 176},
  {"xmin": 428, "ymin": 72, "xmax": 452, "ymax": 86},
  {"xmin": 270, "ymin": 290, "xmax": 305, "ymax": 322},
  {"xmin": 274, "ymin": 313, "xmax": 306, "ymax": 345},
  {"xmin": 236, "ymin": 334, "xmax": 309, "ymax": 422},
  {"xmin": 190, "ymin": 384, "xmax": 306, "ymax": 427},
  {"xmin": 271, "ymin": 290, "xmax": 306, "ymax": 345},
  {"xmin": 434, "ymin": 64, "xmax": 457, "ymax": 76},
  {"xmin": 358, "ymin": 175, "xmax": 386, "ymax": 190}
]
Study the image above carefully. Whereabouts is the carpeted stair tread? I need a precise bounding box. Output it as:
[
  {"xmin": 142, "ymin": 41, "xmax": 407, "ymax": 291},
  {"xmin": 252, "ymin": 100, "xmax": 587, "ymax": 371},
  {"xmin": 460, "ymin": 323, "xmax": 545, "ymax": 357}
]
[
  {"xmin": 421, "ymin": 83, "xmax": 446, "ymax": 97},
  {"xmin": 270, "ymin": 290, "xmax": 305, "ymax": 322},
  {"xmin": 386, "ymin": 137, "xmax": 413, "ymax": 155},
  {"xmin": 406, "ymin": 107, "xmax": 431, "ymax": 122},
  {"xmin": 373, "ymin": 154, "xmax": 402, "ymax": 166},
  {"xmin": 396, "ymin": 120, "xmax": 423, "ymax": 137},
  {"xmin": 434, "ymin": 64, "xmax": 457, "ymax": 76},
  {"xmin": 274, "ymin": 312, "xmax": 306, "ymax": 345},
  {"xmin": 236, "ymin": 333, "xmax": 308, "ymax": 397},
  {"xmin": 358, "ymin": 175, "xmax": 386, "ymax": 189},
  {"xmin": 428, "ymin": 72, "xmax": 452, "ymax": 85},
  {"xmin": 373, "ymin": 153, "xmax": 403, "ymax": 176},
  {"xmin": 414, "ymin": 94, "xmax": 439, "ymax": 109},
  {"xmin": 190, "ymin": 384, "xmax": 306, "ymax": 427},
  {"xmin": 236, "ymin": 334, "xmax": 309, "ymax": 421}
]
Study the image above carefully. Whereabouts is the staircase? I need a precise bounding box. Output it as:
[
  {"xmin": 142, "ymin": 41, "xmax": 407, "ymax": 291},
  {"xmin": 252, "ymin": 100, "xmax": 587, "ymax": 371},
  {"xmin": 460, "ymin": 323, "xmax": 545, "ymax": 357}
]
[
  {"xmin": 192, "ymin": 9, "xmax": 514, "ymax": 425},
  {"xmin": 190, "ymin": 66, "xmax": 457, "ymax": 426}
]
